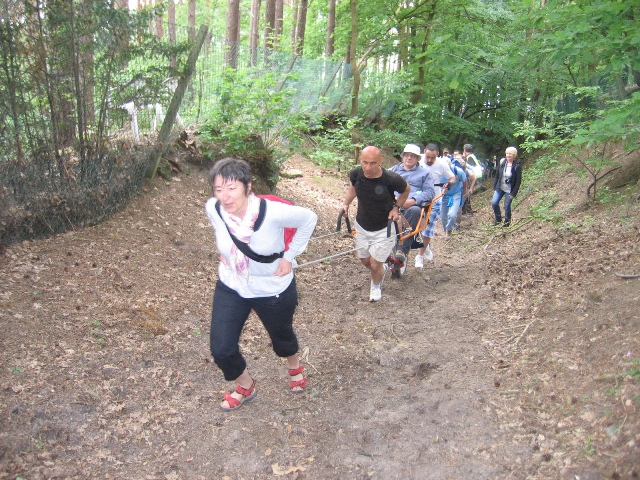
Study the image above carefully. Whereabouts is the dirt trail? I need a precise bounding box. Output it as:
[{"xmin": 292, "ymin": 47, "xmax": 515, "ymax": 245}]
[{"xmin": 0, "ymin": 156, "xmax": 638, "ymax": 479}]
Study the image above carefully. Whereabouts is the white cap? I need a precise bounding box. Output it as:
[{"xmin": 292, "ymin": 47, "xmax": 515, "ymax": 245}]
[{"xmin": 402, "ymin": 144, "xmax": 421, "ymax": 156}]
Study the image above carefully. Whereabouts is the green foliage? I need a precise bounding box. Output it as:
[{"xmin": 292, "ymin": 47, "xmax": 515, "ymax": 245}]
[
  {"xmin": 511, "ymin": 0, "xmax": 640, "ymax": 160},
  {"xmin": 309, "ymin": 117, "xmax": 360, "ymax": 171},
  {"xmin": 513, "ymin": 117, "xmax": 562, "ymax": 154},
  {"xmin": 0, "ymin": 0, "xmax": 186, "ymax": 164},
  {"xmin": 379, "ymin": 102, "xmax": 433, "ymax": 145},
  {"xmin": 523, "ymin": 0, "xmax": 639, "ymax": 79},
  {"xmin": 361, "ymin": 128, "xmax": 414, "ymax": 152},
  {"xmin": 596, "ymin": 186, "xmax": 634, "ymax": 205},
  {"xmin": 583, "ymin": 436, "xmax": 597, "ymax": 457},
  {"xmin": 523, "ymin": 155, "xmax": 561, "ymax": 185},
  {"xmin": 624, "ymin": 359, "xmax": 640, "ymax": 380},
  {"xmin": 200, "ymin": 69, "xmax": 311, "ymax": 187},
  {"xmin": 528, "ymin": 195, "xmax": 563, "ymax": 224},
  {"xmin": 572, "ymin": 94, "xmax": 640, "ymax": 149}
]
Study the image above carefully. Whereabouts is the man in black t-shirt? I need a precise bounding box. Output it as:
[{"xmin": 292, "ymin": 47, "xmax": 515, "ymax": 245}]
[{"xmin": 341, "ymin": 146, "xmax": 409, "ymax": 302}]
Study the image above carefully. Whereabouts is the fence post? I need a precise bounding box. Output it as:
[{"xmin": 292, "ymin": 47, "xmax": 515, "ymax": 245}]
[
  {"xmin": 274, "ymin": 55, "xmax": 298, "ymax": 92},
  {"xmin": 319, "ymin": 61, "xmax": 343, "ymax": 98},
  {"xmin": 146, "ymin": 24, "xmax": 209, "ymax": 179}
]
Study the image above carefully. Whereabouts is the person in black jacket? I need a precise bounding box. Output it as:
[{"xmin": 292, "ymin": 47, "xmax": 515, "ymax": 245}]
[{"xmin": 492, "ymin": 146, "xmax": 522, "ymax": 227}]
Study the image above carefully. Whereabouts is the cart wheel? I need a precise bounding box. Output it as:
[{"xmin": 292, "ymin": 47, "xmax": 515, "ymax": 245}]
[
  {"xmin": 395, "ymin": 251, "xmax": 407, "ymax": 278},
  {"xmin": 391, "ymin": 265, "xmax": 401, "ymax": 279},
  {"xmin": 388, "ymin": 251, "xmax": 406, "ymax": 279}
]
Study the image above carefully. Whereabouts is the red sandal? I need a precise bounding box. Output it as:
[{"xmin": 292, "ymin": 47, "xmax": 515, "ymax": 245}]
[
  {"xmin": 288, "ymin": 365, "xmax": 308, "ymax": 393},
  {"xmin": 220, "ymin": 378, "xmax": 257, "ymax": 412}
]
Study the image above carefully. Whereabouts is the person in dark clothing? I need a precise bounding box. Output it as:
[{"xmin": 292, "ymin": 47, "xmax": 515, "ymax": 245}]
[
  {"xmin": 491, "ymin": 147, "xmax": 522, "ymax": 227},
  {"xmin": 341, "ymin": 146, "xmax": 410, "ymax": 301}
]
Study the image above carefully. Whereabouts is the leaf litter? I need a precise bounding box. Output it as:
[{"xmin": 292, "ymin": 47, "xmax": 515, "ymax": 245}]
[{"xmin": 0, "ymin": 154, "xmax": 638, "ymax": 479}]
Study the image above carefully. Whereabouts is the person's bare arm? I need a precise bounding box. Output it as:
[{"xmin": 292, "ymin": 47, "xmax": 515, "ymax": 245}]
[
  {"xmin": 342, "ymin": 185, "xmax": 356, "ymax": 216},
  {"xmin": 468, "ymin": 173, "xmax": 477, "ymax": 195}
]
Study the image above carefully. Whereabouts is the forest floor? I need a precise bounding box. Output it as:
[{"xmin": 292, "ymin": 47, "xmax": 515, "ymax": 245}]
[{"xmin": 0, "ymin": 154, "xmax": 639, "ymax": 480}]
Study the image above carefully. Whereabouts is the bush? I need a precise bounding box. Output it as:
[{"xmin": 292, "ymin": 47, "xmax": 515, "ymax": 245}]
[
  {"xmin": 199, "ymin": 69, "xmax": 312, "ymax": 188},
  {"xmin": 309, "ymin": 117, "xmax": 360, "ymax": 171}
]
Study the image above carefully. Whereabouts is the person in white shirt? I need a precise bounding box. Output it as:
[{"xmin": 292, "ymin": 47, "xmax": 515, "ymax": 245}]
[
  {"xmin": 417, "ymin": 143, "xmax": 455, "ymax": 266},
  {"xmin": 205, "ymin": 158, "xmax": 318, "ymax": 411}
]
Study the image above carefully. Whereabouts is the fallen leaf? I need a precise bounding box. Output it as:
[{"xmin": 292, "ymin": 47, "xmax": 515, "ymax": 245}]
[{"xmin": 271, "ymin": 463, "xmax": 306, "ymax": 476}]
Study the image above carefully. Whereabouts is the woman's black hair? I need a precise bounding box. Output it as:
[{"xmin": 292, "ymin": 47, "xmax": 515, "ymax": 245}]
[{"xmin": 208, "ymin": 158, "xmax": 252, "ymax": 193}]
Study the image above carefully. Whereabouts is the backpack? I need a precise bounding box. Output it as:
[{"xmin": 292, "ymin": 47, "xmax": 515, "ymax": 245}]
[
  {"xmin": 450, "ymin": 164, "xmax": 463, "ymax": 180},
  {"xmin": 214, "ymin": 194, "xmax": 297, "ymax": 264},
  {"xmin": 257, "ymin": 194, "xmax": 297, "ymax": 252}
]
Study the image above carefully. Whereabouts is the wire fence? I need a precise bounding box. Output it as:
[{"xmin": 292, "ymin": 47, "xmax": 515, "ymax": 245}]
[
  {"xmin": 179, "ymin": 29, "xmax": 393, "ymax": 127},
  {"xmin": 0, "ymin": 150, "xmax": 149, "ymax": 246},
  {"xmin": 0, "ymin": 16, "xmax": 395, "ymax": 247}
]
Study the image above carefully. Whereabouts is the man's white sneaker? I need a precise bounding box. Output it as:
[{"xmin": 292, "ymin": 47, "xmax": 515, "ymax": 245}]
[
  {"xmin": 424, "ymin": 245, "xmax": 434, "ymax": 261},
  {"xmin": 414, "ymin": 255, "xmax": 424, "ymax": 269},
  {"xmin": 369, "ymin": 285, "xmax": 382, "ymax": 302}
]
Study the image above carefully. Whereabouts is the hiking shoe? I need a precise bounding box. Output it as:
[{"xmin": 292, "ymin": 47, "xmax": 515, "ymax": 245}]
[
  {"xmin": 503, "ymin": 220, "xmax": 511, "ymax": 227},
  {"xmin": 414, "ymin": 255, "xmax": 424, "ymax": 269},
  {"xmin": 424, "ymin": 245, "xmax": 434, "ymax": 262},
  {"xmin": 369, "ymin": 285, "xmax": 382, "ymax": 302},
  {"xmin": 492, "ymin": 220, "xmax": 501, "ymax": 226}
]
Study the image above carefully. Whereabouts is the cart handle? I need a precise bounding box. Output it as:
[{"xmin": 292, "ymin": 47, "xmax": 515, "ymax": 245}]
[{"xmin": 337, "ymin": 209, "xmax": 355, "ymax": 235}]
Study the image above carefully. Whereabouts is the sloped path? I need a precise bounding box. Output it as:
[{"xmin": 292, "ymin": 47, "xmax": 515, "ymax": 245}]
[{"xmin": 1, "ymin": 156, "xmax": 638, "ymax": 479}]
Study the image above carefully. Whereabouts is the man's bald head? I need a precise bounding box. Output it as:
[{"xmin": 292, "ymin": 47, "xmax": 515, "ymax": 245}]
[
  {"xmin": 360, "ymin": 146, "xmax": 382, "ymax": 160},
  {"xmin": 359, "ymin": 146, "xmax": 384, "ymax": 178}
]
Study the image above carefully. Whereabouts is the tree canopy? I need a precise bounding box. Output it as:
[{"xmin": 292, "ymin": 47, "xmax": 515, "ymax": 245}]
[{"xmin": 1, "ymin": 0, "xmax": 638, "ymax": 164}]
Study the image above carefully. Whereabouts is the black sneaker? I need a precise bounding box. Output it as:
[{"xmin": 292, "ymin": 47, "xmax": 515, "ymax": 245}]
[{"xmin": 503, "ymin": 220, "xmax": 511, "ymax": 227}]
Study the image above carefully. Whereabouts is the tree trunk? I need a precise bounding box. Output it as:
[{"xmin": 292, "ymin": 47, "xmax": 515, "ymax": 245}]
[
  {"xmin": 349, "ymin": 0, "xmax": 359, "ymax": 116},
  {"xmin": 290, "ymin": 0, "xmax": 299, "ymax": 52},
  {"xmin": 149, "ymin": 25, "xmax": 209, "ymax": 178},
  {"xmin": 71, "ymin": 1, "xmax": 88, "ymax": 163},
  {"xmin": 48, "ymin": 0, "xmax": 77, "ymax": 150},
  {"xmin": 264, "ymin": 0, "xmax": 275, "ymax": 64},
  {"xmin": 188, "ymin": 0, "xmax": 196, "ymax": 42},
  {"xmin": 156, "ymin": 14, "xmax": 164, "ymax": 39},
  {"xmin": 274, "ymin": 0, "xmax": 283, "ymax": 45},
  {"xmin": 398, "ymin": 23, "xmax": 408, "ymax": 70},
  {"xmin": 342, "ymin": 50, "xmax": 351, "ymax": 82},
  {"xmin": 325, "ymin": 0, "xmax": 336, "ymax": 58},
  {"xmin": 411, "ymin": 17, "xmax": 434, "ymax": 103},
  {"xmin": 264, "ymin": 0, "xmax": 275, "ymax": 50},
  {"xmin": 168, "ymin": 0, "xmax": 176, "ymax": 68},
  {"xmin": 80, "ymin": 19, "xmax": 95, "ymax": 132},
  {"xmin": 225, "ymin": 0, "xmax": 241, "ymax": 69},
  {"xmin": 249, "ymin": 0, "xmax": 261, "ymax": 66},
  {"xmin": 294, "ymin": 0, "xmax": 308, "ymax": 56},
  {"xmin": 1, "ymin": 10, "xmax": 24, "ymax": 163}
]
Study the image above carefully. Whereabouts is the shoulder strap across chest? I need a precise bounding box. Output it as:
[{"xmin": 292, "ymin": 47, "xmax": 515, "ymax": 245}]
[{"xmin": 213, "ymin": 199, "xmax": 283, "ymax": 263}]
